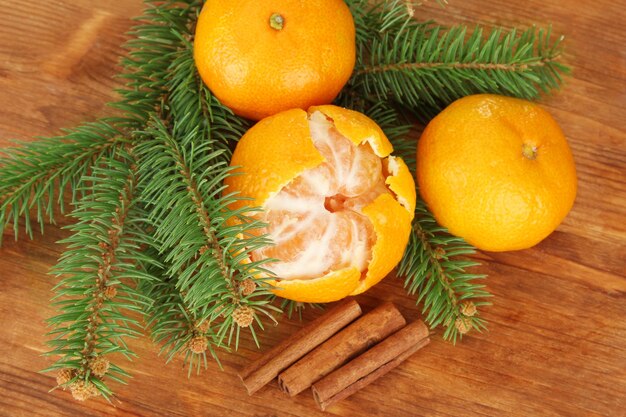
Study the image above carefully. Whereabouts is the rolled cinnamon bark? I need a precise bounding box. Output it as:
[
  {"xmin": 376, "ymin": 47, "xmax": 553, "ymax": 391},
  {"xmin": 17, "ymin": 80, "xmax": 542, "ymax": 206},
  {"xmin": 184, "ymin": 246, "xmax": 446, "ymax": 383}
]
[
  {"xmin": 277, "ymin": 302, "xmax": 406, "ymax": 397},
  {"xmin": 311, "ymin": 320, "xmax": 430, "ymax": 411},
  {"xmin": 239, "ymin": 299, "xmax": 362, "ymax": 395}
]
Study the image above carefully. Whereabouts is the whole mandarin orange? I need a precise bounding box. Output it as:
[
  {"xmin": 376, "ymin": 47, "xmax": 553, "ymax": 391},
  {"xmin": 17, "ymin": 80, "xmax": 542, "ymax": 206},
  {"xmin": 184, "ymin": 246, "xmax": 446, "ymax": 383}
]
[
  {"xmin": 225, "ymin": 105, "xmax": 416, "ymax": 302},
  {"xmin": 417, "ymin": 94, "xmax": 577, "ymax": 252},
  {"xmin": 194, "ymin": 0, "xmax": 356, "ymax": 121}
]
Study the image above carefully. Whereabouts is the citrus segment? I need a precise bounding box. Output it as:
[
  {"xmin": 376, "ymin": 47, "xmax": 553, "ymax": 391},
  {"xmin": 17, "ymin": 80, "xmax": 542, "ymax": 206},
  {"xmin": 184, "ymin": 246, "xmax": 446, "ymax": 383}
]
[
  {"xmin": 308, "ymin": 111, "xmax": 383, "ymax": 197},
  {"xmin": 252, "ymin": 207, "xmax": 374, "ymax": 281},
  {"xmin": 310, "ymin": 105, "xmax": 394, "ymax": 157},
  {"xmin": 251, "ymin": 110, "xmax": 381, "ymax": 281}
]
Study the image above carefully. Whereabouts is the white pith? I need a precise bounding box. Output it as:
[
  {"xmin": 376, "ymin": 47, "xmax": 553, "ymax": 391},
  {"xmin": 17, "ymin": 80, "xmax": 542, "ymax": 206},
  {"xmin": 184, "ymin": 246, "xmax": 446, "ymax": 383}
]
[{"xmin": 251, "ymin": 111, "xmax": 393, "ymax": 280}]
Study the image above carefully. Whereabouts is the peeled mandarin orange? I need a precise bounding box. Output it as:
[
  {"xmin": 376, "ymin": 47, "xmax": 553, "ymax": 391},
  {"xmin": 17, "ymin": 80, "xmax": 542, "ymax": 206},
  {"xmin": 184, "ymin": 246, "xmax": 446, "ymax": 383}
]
[
  {"xmin": 417, "ymin": 94, "xmax": 577, "ymax": 252},
  {"xmin": 194, "ymin": 0, "xmax": 355, "ymax": 121},
  {"xmin": 225, "ymin": 105, "xmax": 416, "ymax": 302}
]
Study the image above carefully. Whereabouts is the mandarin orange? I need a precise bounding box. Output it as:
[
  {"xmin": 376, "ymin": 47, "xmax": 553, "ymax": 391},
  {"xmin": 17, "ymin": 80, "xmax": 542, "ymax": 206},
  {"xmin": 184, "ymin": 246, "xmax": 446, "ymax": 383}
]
[
  {"xmin": 225, "ymin": 106, "xmax": 416, "ymax": 302},
  {"xmin": 417, "ymin": 94, "xmax": 577, "ymax": 252},
  {"xmin": 194, "ymin": 0, "xmax": 355, "ymax": 121}
]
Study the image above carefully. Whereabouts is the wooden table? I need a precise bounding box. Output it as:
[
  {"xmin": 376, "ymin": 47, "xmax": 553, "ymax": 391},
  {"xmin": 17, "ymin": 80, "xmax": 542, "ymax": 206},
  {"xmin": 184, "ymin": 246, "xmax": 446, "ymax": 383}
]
[{"xmin": 1, "ymin": 1, "xmax": 625, "ymax": 416}]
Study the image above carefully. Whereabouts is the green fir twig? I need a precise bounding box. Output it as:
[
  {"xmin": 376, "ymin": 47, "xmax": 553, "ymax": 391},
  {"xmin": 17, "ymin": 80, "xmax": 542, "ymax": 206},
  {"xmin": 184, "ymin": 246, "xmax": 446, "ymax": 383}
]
[
  {"xmin": 138, "ymin": 252, "xmax": 226, "ymax": 377},
  {"xmin": 0, "ymin": 123, "xmax": 126, "ymax": 243},
  {"xmin": 44, "ymin": 148, "xmax": 156, "ymax": 401},
  {"xmin": 135, "ymin": 116, "xmax": 279, "ymax": 351},
  {"xmin": 345, "ymin": 0, "xmax": 569, "ymax": 119},
  {"xmin": 0, "ymin": 1, "xmax": 202, "ymax": 242}
]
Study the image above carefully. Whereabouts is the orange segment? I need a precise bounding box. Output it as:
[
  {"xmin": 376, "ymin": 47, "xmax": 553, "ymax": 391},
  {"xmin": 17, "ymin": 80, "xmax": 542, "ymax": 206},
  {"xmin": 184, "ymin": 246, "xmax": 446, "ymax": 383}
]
[
  {"xmin": 267, "ymin": 267, "xmax": 361, "ymax": 303},
  {"xmin": 310, "ymin": 105, "xmax": 394, "ymax": 157},
  {"xmin": 253, "ymin": 209, "xmax": 373, "ymax": 281},
  {"xmin": 350, "ymin": 193, "xmax": 412, "ymax": 295}
]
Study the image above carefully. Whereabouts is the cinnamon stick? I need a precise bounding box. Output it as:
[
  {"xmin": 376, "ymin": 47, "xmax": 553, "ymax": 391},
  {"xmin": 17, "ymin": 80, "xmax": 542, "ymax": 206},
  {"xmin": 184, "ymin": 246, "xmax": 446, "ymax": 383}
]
[
  {"xmin": 311, "ymin": 320, "xmax": 430, "ymax": 411},
  {"xmin": 277, "ymin": 302, "xmax": 406, "ymax": 397},
  {"xmin": 239, "ymin": 299, "xmax": 362, "ymax": 395}
]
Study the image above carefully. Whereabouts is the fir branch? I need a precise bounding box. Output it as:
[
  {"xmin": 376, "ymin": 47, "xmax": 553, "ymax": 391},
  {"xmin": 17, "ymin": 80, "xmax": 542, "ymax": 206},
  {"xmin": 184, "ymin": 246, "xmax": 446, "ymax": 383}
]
[
  {"xmin": 164, "ymin": 33, "xmax": 248, "ymax": 152},
  {"xmin": 346, "ymin": 0, "xmax": 569, "ymax": 118},
  {"xmin": 130, "ymin": 9, "xmax": 276, "ymax": 352},
  {"xmin": 33, "ymin": 0, "xmax": 213, "ymax": 400},
  {"xmin": 0, "ymin": 122, "xmax": 125, "ymax": 243},
  {"xmin": 361, "ymin": 25, "xmax": 568, "ymax": 118},
  {"xmin": 358, "ymin": 59, "xmax": 559, "ymax": 75},
  {"xmin": 340, "ymin": 0, "xmax": 568, "ymax": 339},
  {"xmin": 44, "ymin": 149, "xmax": 156, "ymax": 400},
  {"xmin": 398, "ymin": 202, "xmax": 491, "ymax": 343},
  {"xmin": 347, "ymin": 0, "xmax": 433, "ymax": 47},
  {"xmin": 138, "ymin": 252, "xmax": 225, "ymax": 376},
  {"xmin": 135, "ymin": 116, "xmax": 278, "ymax": 350},
  {"xmin": 0, "ymin": 1, "xmax": 201, "ymax": 243},
  {"xmin": 112, "ymin": 0, "xmax": 205, "ymax": 127},
  {"xmin": 135, "ymin": 117, "xmax": 237, "ymax": 308}
]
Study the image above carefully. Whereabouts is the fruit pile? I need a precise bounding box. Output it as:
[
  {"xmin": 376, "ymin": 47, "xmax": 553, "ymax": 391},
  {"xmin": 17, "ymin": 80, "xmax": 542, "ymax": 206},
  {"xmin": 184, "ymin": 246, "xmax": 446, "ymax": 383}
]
[{"xmin": 194, "ymin": 0, "xmax": 577, "ymax": 302}]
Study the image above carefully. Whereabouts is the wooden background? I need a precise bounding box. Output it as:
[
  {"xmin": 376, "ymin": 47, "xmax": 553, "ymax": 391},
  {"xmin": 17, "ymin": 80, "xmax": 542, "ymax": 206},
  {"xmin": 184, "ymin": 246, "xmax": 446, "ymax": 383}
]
[{"xmin": 1, "ymin": 0, "xmax": 625, "ymax": 416}]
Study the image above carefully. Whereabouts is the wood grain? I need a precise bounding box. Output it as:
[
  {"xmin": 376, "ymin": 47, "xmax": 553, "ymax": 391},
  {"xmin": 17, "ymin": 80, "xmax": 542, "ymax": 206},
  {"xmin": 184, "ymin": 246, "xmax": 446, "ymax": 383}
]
[{"xmin": 1, "ymin": 0, "xmax": 625, "ymax": 416}]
